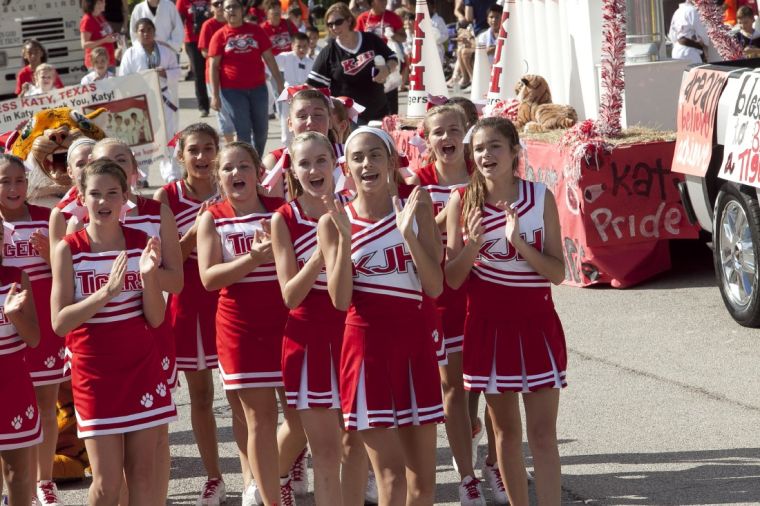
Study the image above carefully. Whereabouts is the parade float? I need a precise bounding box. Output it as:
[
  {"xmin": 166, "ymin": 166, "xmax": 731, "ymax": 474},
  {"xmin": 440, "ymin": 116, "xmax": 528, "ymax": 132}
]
[{"xmin": 384, "ymin": 0, "xmax": 716, "ymax": 287}]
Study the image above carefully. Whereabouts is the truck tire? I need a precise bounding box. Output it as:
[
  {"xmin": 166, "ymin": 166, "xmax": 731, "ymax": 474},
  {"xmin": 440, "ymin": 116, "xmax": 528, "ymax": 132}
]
[{"xmin": 713, "ymin": 183, "xmax": 760, "ymax": 327}]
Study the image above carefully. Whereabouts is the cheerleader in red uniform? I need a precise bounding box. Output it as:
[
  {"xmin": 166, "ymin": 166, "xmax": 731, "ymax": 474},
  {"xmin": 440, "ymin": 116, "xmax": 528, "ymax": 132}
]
[
  {"xmin": 49, "ymin": 137, "xmax": 96, "ymax": 244},
  {"xmin": 445, "ymin": 117, "xmax": 566, "ymax": 506},
  {"xmin": 0, "ymin": 159, "xmax": 41, "ymax": 506},
  {"xmin": 0, "ymin": 155, "xmax": 66, "ymax": 504},
  {"xmin": 153, "ymin": 123, "xmax": 225, "ymax": 504},
  {"xmin": 50, "ymin": 159, "xmax": 176, "ymax": 504},
  {"xmin": 319, "ymin": 127, "xmax": 445, "ymax": 505},
  {"xmin": 271, "ymin": 132, "xmax": 345, "ymax": 505},
  {"xmin": 196, "ymin": 142, "xmax": 290, "ymax": 506}
]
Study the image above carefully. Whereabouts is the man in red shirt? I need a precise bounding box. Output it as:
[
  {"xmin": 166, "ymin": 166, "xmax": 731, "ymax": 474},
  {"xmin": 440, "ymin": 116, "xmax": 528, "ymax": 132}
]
[
  {"xmin": 176, "ymin": 0, "xmax": 211, "ymax": 115},
  {"xmin": 198, "ymin": 0, "xmax": 235, "ymax": 142},
  {"xmin": 355, "ymin": 0, "xmax": 406, "ymax": 114}
]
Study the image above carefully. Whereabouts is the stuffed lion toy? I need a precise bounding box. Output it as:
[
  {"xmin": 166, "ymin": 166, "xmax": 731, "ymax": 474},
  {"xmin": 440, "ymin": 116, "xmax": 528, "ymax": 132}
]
[
  {"xmin": 513, "ymin": 74, "xmax": 578, "ymax": 133},
  {"xmin": 7, "ymin": 107, "xmax": 107, "ymax": 201}
]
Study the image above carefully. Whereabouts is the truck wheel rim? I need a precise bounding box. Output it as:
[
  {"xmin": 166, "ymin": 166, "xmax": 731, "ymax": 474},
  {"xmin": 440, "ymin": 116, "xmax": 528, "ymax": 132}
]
[{"xmin": 719, "ymin": 201, "xmax": 756, "ymax": 308}]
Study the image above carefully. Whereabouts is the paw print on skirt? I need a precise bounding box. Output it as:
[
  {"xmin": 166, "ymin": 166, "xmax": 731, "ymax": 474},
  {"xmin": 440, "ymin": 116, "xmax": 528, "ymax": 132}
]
[
  {"xmin": 155, "ymin": 383, "xmax": 167, "ymax": 397},
  {"xmin": 25, "ymin": 405, "xmax": 34, "ymax": 419},
  {"xmin": 44, "ymin": 356, "xmax": 56, "ymax": 368},
  {"xmin": 11, "ymin": 416, "xmax": 22, "ymax": 430},
  {"xmin": 140, "ymin": 393, "xmax": 154, "ymax": 408},
  {"xmin": 161, "ymin": 357, "xmax": 170, "ymax": 371},
  {"xmin": 58, "ymin": 348, "xmax": 66, "ymax": 360}
]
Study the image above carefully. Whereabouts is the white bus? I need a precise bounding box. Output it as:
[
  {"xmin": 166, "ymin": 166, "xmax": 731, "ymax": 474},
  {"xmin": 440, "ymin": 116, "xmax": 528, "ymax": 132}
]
[{"xmin": 0, "ymin": 0, "xmax": 86, "ymax": 97}]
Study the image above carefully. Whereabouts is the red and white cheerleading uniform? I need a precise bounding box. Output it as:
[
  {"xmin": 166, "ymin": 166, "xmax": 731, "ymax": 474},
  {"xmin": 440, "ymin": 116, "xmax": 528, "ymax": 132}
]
[
  {"xmin": 0, "ymin": 266, "xmax": 43, "ymax": 450},
  {"xmin": 3, "ymin": 205, "xmax": 67, "ymax": 386},
  {"xmin": 462, "ymin": 180, "xmax": 567, "ymax": 393},
  {"xmin": 64, "ymin": 226, "xmax": 177, "ymax": 437},
  {"xmin": 341, "ymin": 189, "xmax": 445, "ymax": 430},
  {"xmin": 122, "ymin": 197, "xmax": 178, "ymax": 391},
  {"xmin": 277, "ymin": 199, "xmax": 344, "ymax": 409},
  {"xmin": 416, "ymin": 163, "xmax": 470, "ymax": 358},
  {"xmin": 208, "ymin": 196, "xmax": 288, "ymax": 390},
  {"xmin": 162, "ymin": 181, "xmax": 220, "ymax": 371},
  {"xmin": 55, "ymin": 186, "xmax": 86, "ymax": 222}
]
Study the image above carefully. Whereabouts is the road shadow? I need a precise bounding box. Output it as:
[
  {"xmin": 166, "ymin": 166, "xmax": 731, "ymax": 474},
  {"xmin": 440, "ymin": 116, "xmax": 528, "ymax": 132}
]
[{"xmin": 562, "ymin": 447, "xmax": 760, "ymax": 505}]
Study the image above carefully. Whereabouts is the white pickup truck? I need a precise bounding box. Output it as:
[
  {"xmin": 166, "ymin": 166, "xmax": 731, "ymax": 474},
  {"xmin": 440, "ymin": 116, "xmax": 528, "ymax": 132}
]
[{"xmin": 677, "ymin": 61, "xmax": 760, "ymax": 327}]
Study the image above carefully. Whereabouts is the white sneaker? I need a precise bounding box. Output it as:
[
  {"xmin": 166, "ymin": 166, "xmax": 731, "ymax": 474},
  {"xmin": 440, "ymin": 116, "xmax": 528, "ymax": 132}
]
[
  {"xmin": 289, "ymin": 447, "xmax": 309, "ymax": 496},
  {"xmin": 280, "ymin": 477, "xmax": 296, "ymax": 506},
  {"xmin": 36, "ymin": 480, "xmax": 63, "ymax": 506},
  {"xmin": 458, "ymin": 475, "xmax": 486, "ymax": 506},
  {"xmin": 196, "ymin": 478, "xmax": 226, "ymax": 505},
  {"xmin": 365, "ymin": 470, "xmax": 379, "ymax": 504},
  {"xmin": 242, "ymin": 482, "xmax": 261, "ymax": 506},
  {"xmin": 481, "ymin": 463, "xmax": 509, "ymax": 505}
]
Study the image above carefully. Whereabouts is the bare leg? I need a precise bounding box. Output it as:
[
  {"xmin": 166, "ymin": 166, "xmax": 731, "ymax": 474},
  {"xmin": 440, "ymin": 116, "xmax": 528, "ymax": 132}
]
[
  {"xmin": 226, "ymin": 390, "xmax": 253, "ymax": 488},
  {"xmin": 398, "ymin": 424, "xmax": 437, "ymax": 506},
  {"xmin": 236, "ymin": 388, "xmax": 280, "ymax": 506},
  {"xmin": 1, "ymin": 448, "xmax": 34, "ymax": 506},
  {"xmin": 277, "ymin": 400, "xmax": 308, "ymax": 478},
  {"xmin": 185, "ymin": 370, "xmax": 222, "ymax": 479},
  {"xmin": 523, "ymin": 389, "xmax": 561, "ymax": 505},
  {"xmin": 361, "ymin": 428, "xmax": 406, "ymax": 506},
  {"xmin": 300, "ymin": 409, "xmax": 343, "ymax": 505},
  {"xmin": 154, "ymin": 425, "xmax": 170, "ymax": 505},
  {"xmin": 33, "ymin": 383, "xmax": 60, "ymax": 482},
  {"xmin": 439, "ymin": 352, "xmax": 476, "ymax": 479},
  {"xmin": 341, "ymin": 431, "xmax": 369, "ymax": 505},
  {"xmin": 124, "ymin": 426, "xmax": 162, "ymax": 505},
  {"xmin": 85, "ymin": 434, "xmax": 126, "ymax": 506},
  {"xmin": 485, "ymin": 392, "xmax": 528, "ymax": 506}
]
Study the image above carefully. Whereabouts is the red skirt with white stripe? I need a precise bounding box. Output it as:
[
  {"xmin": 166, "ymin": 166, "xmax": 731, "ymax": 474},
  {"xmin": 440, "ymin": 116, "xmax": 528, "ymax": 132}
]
[
  {"xmin": 422, "ymin": 296, "xmax": 447, "ymax": 366},
  {"xmin": 153, "ymin": 318, "xmax": 178, "ymax": 391},
  {"xmin": 171, "ymin": 259, "xmax": 219, "ymax": 371},
  {"xmin": 282, "ymin": 312, "xmax": 342, "ymax": 409},
  {"xmin": 68, "ymin": 318, "xmax": 177, "ymax": 438},
  {"xmin": 340, "ymin": 309, "xmax": 445, "ymax": 430},
  {"xmin": 215, "ymin": 283, "xmax": 288, "ymax": 390},
  {"xmin": 0, "ymin": 352, "xmax": 43, "ymax": 450},
  {"xmin": 462, "ymin": 277, "xmax": 567, "ymax": 393},
  {"xmin": 24, "ymin": 277, "xmax": 69, "ymax": 386}
]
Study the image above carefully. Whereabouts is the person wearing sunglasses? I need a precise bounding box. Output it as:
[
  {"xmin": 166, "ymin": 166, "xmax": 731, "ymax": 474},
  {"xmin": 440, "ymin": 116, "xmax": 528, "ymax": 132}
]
[
  {"xmin": 208, "ymin": 0, "xmax": 284, "ymax": 156},
  {"xmin": 307, "ymin": 2, "xmax": 398, "ymax": 124}
]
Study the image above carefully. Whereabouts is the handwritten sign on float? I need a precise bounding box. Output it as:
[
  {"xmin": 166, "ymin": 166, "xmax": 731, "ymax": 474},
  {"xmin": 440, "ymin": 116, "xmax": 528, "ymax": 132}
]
[{"xmin": 720, "ymin": 71, "xmax": 760, "ymax": 188}]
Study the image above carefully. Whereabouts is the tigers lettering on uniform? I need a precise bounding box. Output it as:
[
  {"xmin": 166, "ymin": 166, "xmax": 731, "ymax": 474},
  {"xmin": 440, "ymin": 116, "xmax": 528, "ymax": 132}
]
[
  {"xmin": 225, "ymin": 34, "xmax": 260, "ymax": 53},
  {"xmin": 341, "ymin": 51, "xmax": 375, "ymax": 76},
  {"xmin": 4, "ymin": 241, "xmax": 35, "ymax": 258},
  {"xmin": 0, "ymin": 307, "xmax": 8, "ymax": 326},
  {"xmin": 225, "ymin": 232, "xmax": 254, "ymax": 256},
  {"xmin": 76, "ymin": 270, "xmax": 143, "ymax": 296}
]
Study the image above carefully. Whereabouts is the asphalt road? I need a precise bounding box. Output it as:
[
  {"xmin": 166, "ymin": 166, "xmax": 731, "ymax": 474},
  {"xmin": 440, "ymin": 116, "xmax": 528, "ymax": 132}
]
[{"xmin": 55, "ymin": 79, "xmax": 760, "ymax": 505}]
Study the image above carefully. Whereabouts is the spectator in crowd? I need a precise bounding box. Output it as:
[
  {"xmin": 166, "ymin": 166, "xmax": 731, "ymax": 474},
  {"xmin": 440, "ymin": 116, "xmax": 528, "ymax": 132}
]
[
  {"xmin": 428, "ymin": 0, "xmax": 450, "ymax": 61},
  {"xmin": 208, "ymin": 0, "xmax": 284, "ymax": 156},
  {"xmin": 398, "ymin": 8, "xmax": 413, "ymax": 90},
  {"xmin": 282, "ymin": 0, "xmax": 310, "ymax": 24},
  {"xmin": 21, "ymin": 63, "xmax": 58, "ymax": 97},
  {"xmin": 81, "ymin": 0, "xmax": 118, "ymax": 70},
  {"xmin": 310, "ymin": 3, "xmax": 326, "ymax": 27},
  {"xmin": 668, "ymin": 0, "xmax": 710, "ymax": 64},
  {"xmin": 447, "ymin": 26, "xmax": 475, "ymax": 89},
  {"xmin": 307, "ymin": 2, "xmax": 398, "ymax": 123},
  {"xmin": 275, "ymin": 32, "xmax": 314, "ymax": 143},
  {"xmin": 288, "ymin": 5, "xmax": 308, "ymax": 33},
  {"xmin": 247, "ymin": 0, "xmax": 267, "ymax": 22},
  {"xmin": 119, "ymin": 18, "xmax": 181, "ymax": 182},
  {"xmin": 734, "ymin": 6, "xmax": 760, "ymax": 48},
  {"xmin": 130, "ymin": 0, "xmax": 185, "ymax": 55},
  {"xmin": 176, "ymin": 0, "xmax": 212, "ymax": 117},
  {"xmin": 104, "ymin": 0, "xmax": 129, "ymax": 34},
  {"xmin": 198, "ymin": 0, "xmax": 236, "ymax": 143},
  {"xmin": 81, "ymin": 47, "xmax": 116, "ymax": 84},
  {"xmin": 724, "ymin": 0, "xmax": 759, "ymax": 25},
  {"xmin": 464, "ymin": 0, "xmax": 497, "ymax": 35},
  {"xmin": 306, "ymin": 25, "xmax": 322, "ymax": 57},
  {"xmin": 477, "ymin": 3, "xmax": 501, "ymax": 64},
  {"xmin": 260, "ymin": 0, "xmax": 299, "ymax": 55},
  {"xmin": 355, "ymin": 0, "xmax": 406, "ymax": 114},
  {"xmin": 15, "ymin": 39, "xmax": 63, "ymax": 96},
  {"xmin": 349, "ymin": 0, "xmax": 370, "ymax": 17}
]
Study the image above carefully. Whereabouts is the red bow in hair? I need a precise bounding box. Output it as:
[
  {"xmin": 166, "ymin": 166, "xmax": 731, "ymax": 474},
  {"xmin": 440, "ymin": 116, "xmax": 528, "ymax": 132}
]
[
  {"xmin": 334, "ymin": 96, "xmax": 366, "ymax": 123},
  {"xmin": 277, "ymin": 85, "xmax": 331, "ymax": 103},
  {"xmin": 425, "ymin": 93, "xmax": 449, "ymax": 111}
]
